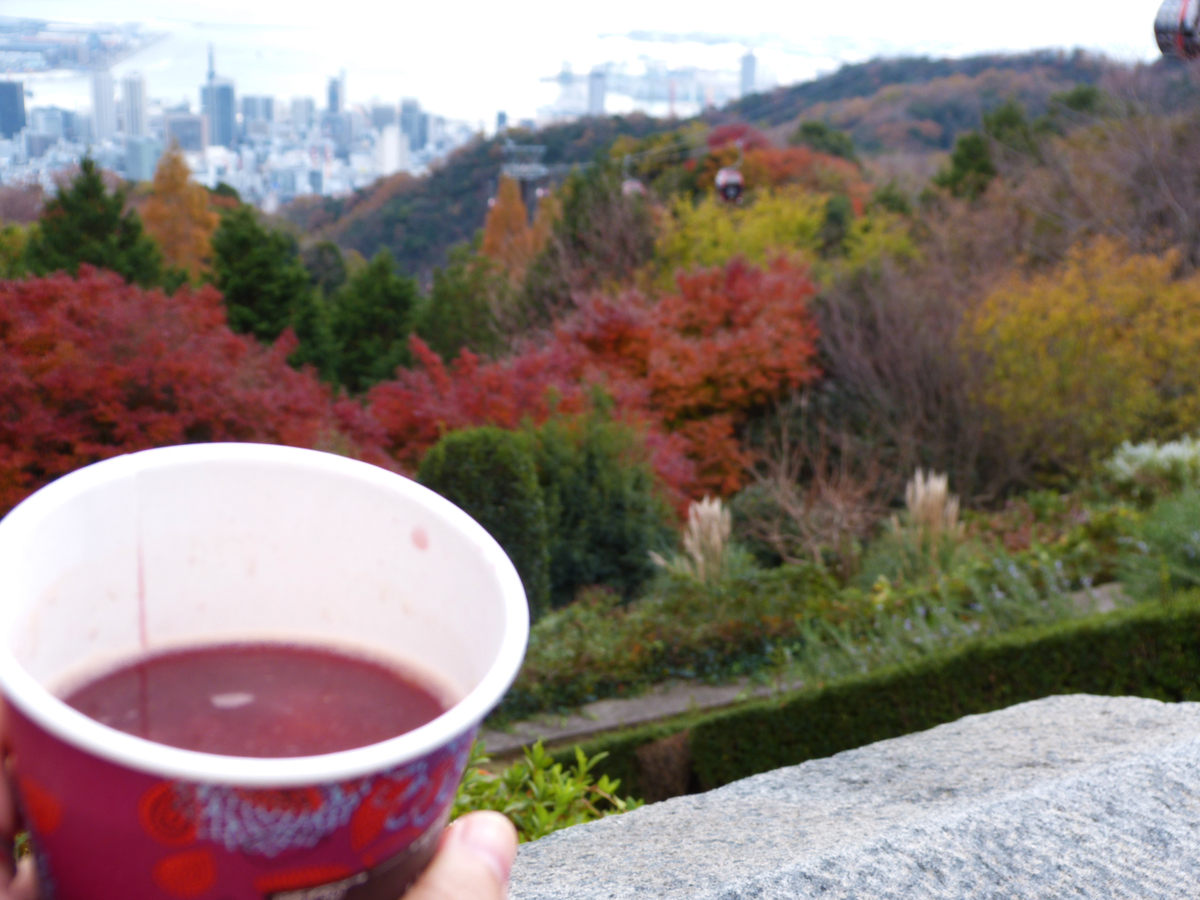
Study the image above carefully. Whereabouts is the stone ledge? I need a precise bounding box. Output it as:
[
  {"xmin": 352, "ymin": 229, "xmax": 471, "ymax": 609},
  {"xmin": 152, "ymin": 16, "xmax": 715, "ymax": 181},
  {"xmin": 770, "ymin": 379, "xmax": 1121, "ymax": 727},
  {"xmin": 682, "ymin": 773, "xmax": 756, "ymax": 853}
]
[{"xmin": 510, "ymin": 694, "xmax": 1200, "ymax": 899}]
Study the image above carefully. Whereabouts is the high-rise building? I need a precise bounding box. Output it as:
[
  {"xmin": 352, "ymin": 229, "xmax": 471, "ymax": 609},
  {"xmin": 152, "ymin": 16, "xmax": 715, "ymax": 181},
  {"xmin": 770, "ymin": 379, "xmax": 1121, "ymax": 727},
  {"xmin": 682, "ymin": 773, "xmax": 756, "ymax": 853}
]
[
  {"xmin": 327, "ymin": 75, "xmax": 344, "ymax": 114},
  {"xmin": 376, "ymin": 123, "xmax": 407, "ymax": 176},
  {"xmin": 290, "ymin": 97, "xmax": 315, "ymax": 129},
  {"xmin": 62, "ymin": 110, "xmax": 89, "ymax": 143},
  {"xmin": 740, "ymin": 50, "xmax": 757, "ymax": 99},
  {"xmin": 588, "ymin": 69, "xmax": 606, "ymax": 117},
  {"xmin": 121, "ymin": 73, "xmax": 147, "ymax": 137},
  {"xmin": 91, "ymin": 70, "xmax": 116, "ymax": 141},
  {"xmin": 399, "ymin": 99, "xmax": 430, "ymax": 152},
  {"xmin": 241, "ymin": 96, "xmax": 274, "ymax": 123},
  {"xmin": 30, "ymin": 107, "xmax": 65, "ymax": 139},
  {"xmin": 371, "ymin": 104, "xmax": 397, "ymax": 130},
  {"xmin": 165, "ymin": 113, "xmax": 207, "ymax": 152},
  {"xmin": 201, "ymin": 45, "xmax": 236, "ymax": 148},
  {"xmin": 202, "ymin": 79, "xmax": 236, "ymax": 148},
  {"xmin": 0, "ymin": 81, "xmax": 26, "ymax": 140},
  {"xmin": 399, "ymin": 99, "xmax": 421, "ymax": 150},
  {"xmin": 125, "ymin": 135, "xmax": 162, "ymax": 181},
  {"xmin": 496, "ymin": 110, "xmax": 508, "ymax": 133}
]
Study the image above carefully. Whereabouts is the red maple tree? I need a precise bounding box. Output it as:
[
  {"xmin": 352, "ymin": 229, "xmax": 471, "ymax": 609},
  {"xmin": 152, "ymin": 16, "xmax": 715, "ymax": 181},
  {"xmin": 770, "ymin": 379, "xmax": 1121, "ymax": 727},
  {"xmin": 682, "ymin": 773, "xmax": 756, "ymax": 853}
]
[
  {"xmin": 0, "ymin": 267, "xmax": 387, "ymax": 515},
  {"xmin": 368, "ymin": 257, "xmax": 821, "ymax": 499}
]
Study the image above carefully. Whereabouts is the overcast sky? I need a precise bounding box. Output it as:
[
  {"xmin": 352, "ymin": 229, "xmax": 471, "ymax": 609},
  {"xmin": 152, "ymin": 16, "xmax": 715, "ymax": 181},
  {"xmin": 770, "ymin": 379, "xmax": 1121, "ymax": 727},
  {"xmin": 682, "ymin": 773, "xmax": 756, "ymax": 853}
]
[{"xmin": 9, "ymin": 0, "xmax": 1167, "ymax": 124}]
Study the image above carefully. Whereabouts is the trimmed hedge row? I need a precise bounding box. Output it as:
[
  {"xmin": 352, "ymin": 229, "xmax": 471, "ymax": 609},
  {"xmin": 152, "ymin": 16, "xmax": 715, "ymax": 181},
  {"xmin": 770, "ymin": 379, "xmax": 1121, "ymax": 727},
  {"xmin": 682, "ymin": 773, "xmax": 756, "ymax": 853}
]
[{"xmin": 552, "ymin": 596, "xmax": 1200, "ymax": 798}]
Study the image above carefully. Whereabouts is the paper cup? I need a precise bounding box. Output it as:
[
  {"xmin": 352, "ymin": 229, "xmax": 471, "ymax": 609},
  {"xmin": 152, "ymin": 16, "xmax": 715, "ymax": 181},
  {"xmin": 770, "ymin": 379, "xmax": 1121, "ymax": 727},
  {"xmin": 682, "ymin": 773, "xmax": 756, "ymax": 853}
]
[{"xmin": 0, "ymin": 444, "xmax": 529, "ymax": 900}]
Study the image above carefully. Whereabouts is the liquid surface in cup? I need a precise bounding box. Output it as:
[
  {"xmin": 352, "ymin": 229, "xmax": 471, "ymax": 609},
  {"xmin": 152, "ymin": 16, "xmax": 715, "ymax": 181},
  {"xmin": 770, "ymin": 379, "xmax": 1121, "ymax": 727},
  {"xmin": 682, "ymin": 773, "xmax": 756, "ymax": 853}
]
[{"xmin": 62, "ymin": 643, "xmax": 447, "ymax": 757}]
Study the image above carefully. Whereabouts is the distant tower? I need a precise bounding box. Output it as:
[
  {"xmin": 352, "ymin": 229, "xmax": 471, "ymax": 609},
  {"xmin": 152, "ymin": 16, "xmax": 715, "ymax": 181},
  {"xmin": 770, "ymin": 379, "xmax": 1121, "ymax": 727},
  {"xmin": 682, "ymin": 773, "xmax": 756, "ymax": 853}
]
[
  {"xmin": 740, "ymin": 50, "xmax": 757, "ymax": 99},
  {"xmin": 587, "ymin": 68, "xmax": 606, "ymax": 117},
  {"xmin": 327, "ymin": 74, "xmax": 344, "ymax": 114},
  {"xmin": 204, "ymin": 45, "xmax": 217, "ymax": 146},
  {"xmin": 0, "ymin": 81, "xmax": 25, "ymax": 139},
  {"xmin": 400, "ymin": 98, "xmax": 423, "ymax": 151},
  {"xmin": 496, "ymin": 110, "xmax": 507, "ymax": 133},
  {"xmin": 91, "ymin": 70, "xmax": 115, "ymax": 140},
  {"xmin": 121, "ymin": 73, "xmax": 147, "ymax": 137},
  {"xmin": 291, "ymin": 97, "xmax": 315, "ymax": 129}
]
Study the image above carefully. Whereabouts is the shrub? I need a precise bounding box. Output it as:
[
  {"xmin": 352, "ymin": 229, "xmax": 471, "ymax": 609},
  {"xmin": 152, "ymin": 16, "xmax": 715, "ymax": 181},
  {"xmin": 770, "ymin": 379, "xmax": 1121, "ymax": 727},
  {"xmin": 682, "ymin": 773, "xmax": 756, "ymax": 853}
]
[
  {"xmin": 1119, "ymin": 489, "xmax": 1200, "ymax": 600},
  {"xmin": 858, "ymin": 469, "xmax": 967, "ymax": 586},
  {"xmin": 529, "ymin": 411, "xmax": 675, "ymax": 608},
  {"xmin": 417, "ymin": 427, "xmax": 551, "ymax": 620},
  {"xmin": 734, "ymin": 408, "xmax": 889, "ymax": 577},
  {"xmin": 968, "ymin": 239, "xmax": 1200, "ymax": 484},
  {"xmin": 555, "ymin": 595, "xmax": 1200, "ymax": 794},
  {"xmin": 497, "ymin": 565, "xmax": 841, "ymax": 720},
  {"xmin": 452, "ymin": 741, "xmax": 641, "ymax": 842},
  {"xmin": 495, "ymin": 537, "xmax": 1086, "ymax": 722},
  {"xmin": 688, "ymin": 596, "xmax": 1200, "ymax": 788},
  {"xmin": 1105, "ymin": 435, "xmax": 1200, "ymax": 507}
]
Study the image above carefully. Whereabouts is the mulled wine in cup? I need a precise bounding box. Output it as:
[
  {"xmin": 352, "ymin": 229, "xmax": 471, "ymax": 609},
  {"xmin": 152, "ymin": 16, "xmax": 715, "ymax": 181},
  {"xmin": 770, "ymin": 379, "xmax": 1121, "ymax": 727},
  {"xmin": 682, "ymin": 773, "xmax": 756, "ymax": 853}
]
[{"xmin": 0, "ymin": 444, "xmax": 528, "ymax": 900}]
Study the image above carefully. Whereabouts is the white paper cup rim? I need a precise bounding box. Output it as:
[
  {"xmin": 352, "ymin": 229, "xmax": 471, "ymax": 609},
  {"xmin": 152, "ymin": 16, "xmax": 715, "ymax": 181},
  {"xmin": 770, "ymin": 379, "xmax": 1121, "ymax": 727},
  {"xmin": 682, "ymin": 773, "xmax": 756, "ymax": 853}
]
[{"xmin": 0, "ymin": 444, "xmax": 530, "ymax": 787}]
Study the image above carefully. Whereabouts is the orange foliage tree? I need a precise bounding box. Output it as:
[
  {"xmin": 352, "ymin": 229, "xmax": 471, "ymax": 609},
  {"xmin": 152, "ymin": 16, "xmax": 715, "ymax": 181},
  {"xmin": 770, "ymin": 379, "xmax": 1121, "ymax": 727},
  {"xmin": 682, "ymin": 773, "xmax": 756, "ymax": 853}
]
[
  {"xmin": 140, "ymin": 147, "xmax": 220, "ymax": 280},
  {"xmin": 0, "ymin": 267, "xmax": 387, "ymax": 516},
  {"xmin": 481, "ymin": 176, "xmax": 539, "ymax": 279},
  {"xmin": 565, "ymin": 257, "xmax": 822, "ymax": 494},
  {"xmin": 367, "ymin": 257, "xmax": 821, "ymax": 499}
]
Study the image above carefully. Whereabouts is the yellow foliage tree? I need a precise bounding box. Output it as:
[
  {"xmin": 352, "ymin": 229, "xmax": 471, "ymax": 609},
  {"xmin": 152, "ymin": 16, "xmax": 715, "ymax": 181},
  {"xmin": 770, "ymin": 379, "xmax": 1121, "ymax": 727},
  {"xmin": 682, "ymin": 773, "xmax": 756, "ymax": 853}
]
[
  {"xmin": 141, "ymin": 147, "xmax": 219, "ymax": 281},
  {"xmin": 653, "ymin": 187, "xmax": 914, "ymax": 289},
  {"xmin": 968, "ymin": 238, "xmax": 1200, "ymax": 480},
  {"xmin": 481, "ymin": 176, "xmax": 544, "ymax": 280}
]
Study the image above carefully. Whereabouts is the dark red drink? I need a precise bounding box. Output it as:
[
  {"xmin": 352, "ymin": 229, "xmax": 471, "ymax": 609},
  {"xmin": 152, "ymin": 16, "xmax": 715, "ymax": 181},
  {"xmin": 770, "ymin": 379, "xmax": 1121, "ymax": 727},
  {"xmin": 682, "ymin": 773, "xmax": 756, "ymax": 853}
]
[{"xmin": 62, "ymin": 643, "xmax": 448, "ymax": 757}]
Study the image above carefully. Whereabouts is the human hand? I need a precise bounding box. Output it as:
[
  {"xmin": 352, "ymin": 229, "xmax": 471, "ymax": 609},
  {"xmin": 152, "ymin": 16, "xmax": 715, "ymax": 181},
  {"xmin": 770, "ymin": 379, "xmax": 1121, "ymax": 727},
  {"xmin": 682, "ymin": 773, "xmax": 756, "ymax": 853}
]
[{"xmin": 405, "ymin": 811, "xmax": 518, "ymax": 900}]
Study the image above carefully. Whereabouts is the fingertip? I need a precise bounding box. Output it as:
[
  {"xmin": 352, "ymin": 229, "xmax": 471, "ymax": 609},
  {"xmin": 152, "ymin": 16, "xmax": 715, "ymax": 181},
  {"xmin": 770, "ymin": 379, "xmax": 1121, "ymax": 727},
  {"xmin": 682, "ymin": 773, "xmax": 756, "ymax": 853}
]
[{"xmin": 450, "ymin": 811, "xmax": 518, "ymax": 886}]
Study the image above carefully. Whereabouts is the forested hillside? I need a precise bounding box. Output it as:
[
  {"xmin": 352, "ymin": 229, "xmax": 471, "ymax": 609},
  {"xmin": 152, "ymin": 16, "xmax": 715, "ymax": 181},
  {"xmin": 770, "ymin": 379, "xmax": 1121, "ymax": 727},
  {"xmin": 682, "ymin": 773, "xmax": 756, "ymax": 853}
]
[
  {"xmin": 279, "ymin": 115, "xmax": 667, "ymax": 282},
  {"xmin": 280, "ymin": 50, "xmax": 1162, "ymax": 279}
]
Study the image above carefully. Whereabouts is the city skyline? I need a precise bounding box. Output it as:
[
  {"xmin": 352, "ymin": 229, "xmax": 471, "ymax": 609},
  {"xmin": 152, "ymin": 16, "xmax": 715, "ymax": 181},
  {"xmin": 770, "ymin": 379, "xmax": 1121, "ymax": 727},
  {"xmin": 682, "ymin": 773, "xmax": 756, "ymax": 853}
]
[{"xmin": 3, "ymin": 0, "xmax": 1164, "ymax": 126}]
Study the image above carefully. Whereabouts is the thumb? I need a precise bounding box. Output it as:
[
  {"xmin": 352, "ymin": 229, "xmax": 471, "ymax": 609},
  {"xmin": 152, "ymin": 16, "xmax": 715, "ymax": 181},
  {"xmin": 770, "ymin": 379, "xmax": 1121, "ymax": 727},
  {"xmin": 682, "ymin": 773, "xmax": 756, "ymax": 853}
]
[{"xmin": 405, "ymin": 812, "xmax": 517, "ymax": 900}]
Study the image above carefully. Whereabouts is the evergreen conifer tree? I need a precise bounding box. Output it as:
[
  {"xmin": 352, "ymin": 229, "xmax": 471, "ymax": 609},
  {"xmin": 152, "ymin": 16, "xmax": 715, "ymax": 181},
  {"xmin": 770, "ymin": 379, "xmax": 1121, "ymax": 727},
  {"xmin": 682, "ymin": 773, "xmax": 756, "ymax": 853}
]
[
  {"xmin": 24, "ymin": 157, "xmax": 163, "ymax": 287},
  {"xmin": 413, "ymin": 242, "xmax": 502, "ymax": 362},
  {"xmin": 210, "ymin": 204, "xmax": 311, "ymax": 343},
  {"xmin": 329, "ymin": 249, "xmax": 420, "ymax": 392}
]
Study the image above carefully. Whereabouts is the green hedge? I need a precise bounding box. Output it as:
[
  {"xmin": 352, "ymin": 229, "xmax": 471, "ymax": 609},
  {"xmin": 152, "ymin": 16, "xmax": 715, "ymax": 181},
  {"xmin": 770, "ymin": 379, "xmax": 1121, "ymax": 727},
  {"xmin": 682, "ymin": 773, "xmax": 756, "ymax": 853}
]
[{"xmin": 552, "ymin": 596, "xmax": 1200, "ymax": 797}]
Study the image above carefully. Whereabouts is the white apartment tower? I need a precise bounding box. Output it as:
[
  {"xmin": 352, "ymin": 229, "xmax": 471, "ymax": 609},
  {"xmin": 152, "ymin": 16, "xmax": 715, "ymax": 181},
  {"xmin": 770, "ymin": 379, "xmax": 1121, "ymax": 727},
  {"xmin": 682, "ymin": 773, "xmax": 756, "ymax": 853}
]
[
  {"xmin": 121, "ymin": 73, "xmax": 147, "ymax": 137},
  {"xmin": 740, "ymin": 50, "xmax": 757, "ymax": 99},
  {"xmin": 91, "ymin": 70, "xmax": 116, "ymax": 141},
  {"xmin": 588, "ymin": 69, "xmax": 607, "ymax": 117},
  {"xmin": 376, "ymin": 123, "xmax": 408, "ymax": 176}
]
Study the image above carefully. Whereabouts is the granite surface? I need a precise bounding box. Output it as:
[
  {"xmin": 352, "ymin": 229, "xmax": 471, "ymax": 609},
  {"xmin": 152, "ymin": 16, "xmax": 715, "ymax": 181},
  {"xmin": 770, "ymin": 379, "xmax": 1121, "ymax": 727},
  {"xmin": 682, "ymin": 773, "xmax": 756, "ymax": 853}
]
[{"xmin": 509, "ymin": 694, "xmax": 1200, "ymax": 899}]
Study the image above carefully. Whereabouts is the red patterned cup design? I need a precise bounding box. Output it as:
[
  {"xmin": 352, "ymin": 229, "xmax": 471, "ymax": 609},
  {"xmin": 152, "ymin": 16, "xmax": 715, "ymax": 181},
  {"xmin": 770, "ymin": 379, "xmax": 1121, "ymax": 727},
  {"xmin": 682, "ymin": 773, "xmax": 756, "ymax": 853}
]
[{"xmin": 9, "ymin": 704, "xmax": 475, "ymax": 900}]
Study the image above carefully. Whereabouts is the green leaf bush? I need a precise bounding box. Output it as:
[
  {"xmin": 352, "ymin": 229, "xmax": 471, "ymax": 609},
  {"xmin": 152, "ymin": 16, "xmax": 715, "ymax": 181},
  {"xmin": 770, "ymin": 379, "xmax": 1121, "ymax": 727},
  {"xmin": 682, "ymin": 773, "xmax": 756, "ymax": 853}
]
[
  {"xmin": 1119, "ymin": 488, "xmax": 1200, "ymax": 599},
  {"xmin": 529, "ymin": 411, "xmax": 675, "ymax": 609},
  {"xmin": 452, "ymin": 740, "xmax": 642, "ymax": 842},
  {"xmin": 418, "ymin": 427, "xmax": 551, "ymax": 620}
]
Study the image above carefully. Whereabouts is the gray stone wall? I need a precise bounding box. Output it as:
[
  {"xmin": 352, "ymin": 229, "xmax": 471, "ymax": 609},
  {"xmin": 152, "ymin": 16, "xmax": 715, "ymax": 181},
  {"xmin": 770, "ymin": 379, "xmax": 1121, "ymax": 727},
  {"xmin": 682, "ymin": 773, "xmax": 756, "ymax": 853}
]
[{"xmin": 511, "ymin": 694, "xmax": 1200, "ymax": 899}]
